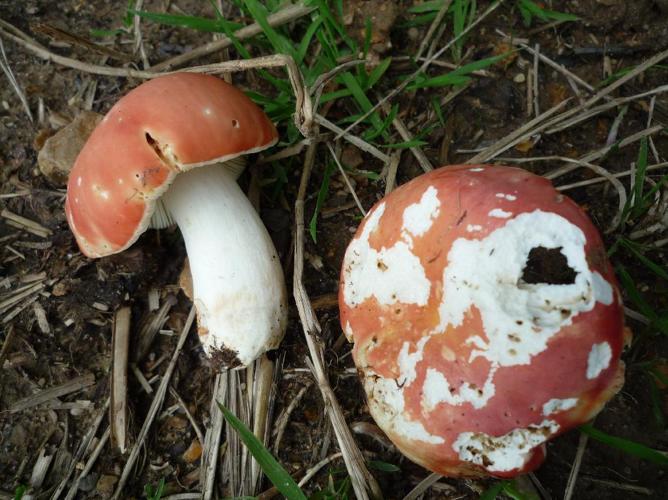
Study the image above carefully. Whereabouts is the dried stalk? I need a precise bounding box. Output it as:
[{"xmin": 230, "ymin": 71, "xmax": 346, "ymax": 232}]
[
  {"xmin": 294, "ymin": 140, "xmax": 380, "ymax": 500},
  {"xmin": 110, "ymin": 307, "xmax": 131, "ymax": 453}
]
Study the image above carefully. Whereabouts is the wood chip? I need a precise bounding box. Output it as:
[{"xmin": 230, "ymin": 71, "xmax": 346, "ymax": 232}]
[
  {"xmin": 1, "ymin": 209, "xmax": 52, "ymax": 238},
  {"xmin": 110, "ymin": 307, "xmax": 131, "ymax": 454},
  {"xmin": 32, "ymin": 301, "xmax": 50, "ymax": 334}
]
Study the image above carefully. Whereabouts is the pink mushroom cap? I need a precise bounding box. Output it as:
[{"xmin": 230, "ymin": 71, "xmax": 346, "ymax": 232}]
[
  {"xmin": 339, "ymin": 165, "xmax": 625, "ymax": 477},
  {"xmin": 65, "ymin": 72, "xmax": 277, "ymax": 257}
]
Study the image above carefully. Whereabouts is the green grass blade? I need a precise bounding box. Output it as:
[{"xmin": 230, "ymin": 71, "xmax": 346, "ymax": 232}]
[
  {"xmin": 409, "ymin": 0, "xmax": 447, "ymax": 13},
  {"xmin": 218, "ymin": 402, "xmax": 307, "ymax": 499},
  {"xmin": 131, "ymin": 10, "xmax": 241, "ymax": 32},
  {"xmin": 243, "ymin": 0, "xmax": 298, "ymax": 59},
  {"xmin": 339, "ymin": 71, "xmax": 385, "ymax": 131},
  {"xmin": 616, "ymin": 264, "xmax": 658, "ymax": 323},
  {"xmin": 366, "ymin": 57, "xmax": 392, "ymax": 89},
  {"xmin": 580, "ymin": 423, "xmax": 668, "ymax": 466},
  {"xmin": 620, "ymin": 239, "xmax": 668, "ymax": 281},
  {"xmin": 385, "ymin": 139, "xmax": 429, "ymax": 149},
  {"xmin": 296, "ymin": 16, "xmax": 323, "ymax": 64},
  {"xmin": 480, "ymin": 481, "xmax": 505, "ymax": 500},
  {"xmin": 408, "ymin": 53, "xmax": 507, "ymax": 89}
]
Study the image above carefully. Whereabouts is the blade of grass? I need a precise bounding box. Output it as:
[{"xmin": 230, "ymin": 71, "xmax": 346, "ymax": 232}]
[
  {"xmin": 131, "ymin": 10, "xmax": 242, "ymax": 32},
  {"xmin": 407, "ymin": 52, "xmax": 509, "ymax": 89},
  {"xmin": 579, "ymin": 423, "xmax": 668, "ymax": 466},
  {"xmin": 617, "ymin": 264, "xmax": 660, "ymax": 325},
  {"xmin": 243, "ymin": 0, "xmax": 298, "ymax": 60},
  {"xmin": 218, "ymin": 402, "xmax": 307, "ymax": 500},
  {"xmin": 619, "ymin": 239, "xmax": 668, "ymax": 281},
  {"xmin": 339, "ymin": 71, "xmax": 385, "ymax": 132}
]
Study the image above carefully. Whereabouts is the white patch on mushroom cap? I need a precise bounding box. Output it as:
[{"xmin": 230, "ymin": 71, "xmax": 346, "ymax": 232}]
[
  {"xmin": 398, "ymin": 337, "xmax": 430, "ymax": 386},
  {"xmin": 489, "ymin": 208, "xmax": 513, "ymax": 218},
  {"xmin": 364, "ymin": 373, "xmax": 444, "ymax": 445},
  {"xmin": 342, "ymin": 190, "xmax": 435, "ymax": 307},
  {"xmin": 542, "ymin": 398, "xmax": 578, "ymax": 415},
  {"xmin": 586, "ymin": 342, "xmax": 612, "ymax": 379},
  {"xmin": 437, "ymin": 210, "xmax": 614, "ymax": 368},
  {"xmin": 422, "ymin": 366, "xmax": 497, "ymax": 411},
  {"xmin": 452, "ymin": 420, "xmax": 559, "ymax": 472},
  {"xmin": 470, "ymin": 167, "xmax": 485, "ymax": 172},
  {"xmin": 402, "ymin": 186, "xmax": 441, "ymax": 237},
  {"xmin": 496, "ymin": 193, "xmax": 517, "ymax": 201},
  {"xmin": 466, "ymin": 224, "xmax": 482, "ymax": 232}
]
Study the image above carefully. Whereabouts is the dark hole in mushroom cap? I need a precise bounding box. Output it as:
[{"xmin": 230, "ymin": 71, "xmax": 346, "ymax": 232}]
[{"xmin": 520, "ymin": 246, "xmax": 577, "ymax": 285}]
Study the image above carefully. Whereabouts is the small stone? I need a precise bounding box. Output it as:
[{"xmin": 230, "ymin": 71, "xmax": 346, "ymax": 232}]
[
  {"xmin": 513, "ymin": 73, "xmax": 526, "ymax": 83},
  {"xmin": 96, "ymin": 474, "xmax": 118, "ymax": 497},
  {"xmin": 37, "ymin": 111, "xmax": 102, "ymax": 185}
]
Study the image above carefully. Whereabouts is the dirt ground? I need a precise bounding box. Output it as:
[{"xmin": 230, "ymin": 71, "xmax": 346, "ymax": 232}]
[{"xmin": 1, "ymin": 0, "xmax": 667, "ymax": 499}]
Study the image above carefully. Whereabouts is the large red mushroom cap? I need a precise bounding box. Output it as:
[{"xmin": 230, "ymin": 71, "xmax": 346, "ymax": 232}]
[
  {"xmin": 65, "ymin": 72, "xmax": 277, "ymax": 257},
  {"xmin": 339, "ymin": 165, "xmax": 625, "ymax": 477}
]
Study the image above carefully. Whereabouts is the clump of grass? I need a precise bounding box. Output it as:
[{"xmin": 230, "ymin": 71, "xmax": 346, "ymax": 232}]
[{"xmin": 144, "ymin": 477, "xmax": 165, "ymax": 500}]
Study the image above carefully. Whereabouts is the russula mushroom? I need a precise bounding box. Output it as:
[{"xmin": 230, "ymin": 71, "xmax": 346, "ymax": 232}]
[
  {"xmin": 65, "ymin": 73, "xmax": 287, "ymax": 368},
  {"xmin": 339, "ymin": 165, "xmax": 625, "ymax": 477}
]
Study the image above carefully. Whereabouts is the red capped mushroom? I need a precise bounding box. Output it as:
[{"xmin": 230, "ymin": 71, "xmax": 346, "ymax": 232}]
[
  {"xmin": 66, "ymin": 73, "xmax": 286, "ymax": 368},
  {"xmin": 339, "ymin": 165, "xmax": 625, "ymax": 477}
]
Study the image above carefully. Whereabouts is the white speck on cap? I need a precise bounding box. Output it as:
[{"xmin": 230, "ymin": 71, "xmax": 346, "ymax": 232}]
[
  {"xmin": 586, "ymin": 342, "xmax": 612, "ymax": 379},
  {"xmin": 402, "ymin": 186, "xmax": 441, "ymax": 238},
  {"xmin": 489, "ymin": 208, "xmax": 513, "ymax": 218},
  {"xmin": 542, "ymin": 398, "xmax": 578, "ymax": 416}
]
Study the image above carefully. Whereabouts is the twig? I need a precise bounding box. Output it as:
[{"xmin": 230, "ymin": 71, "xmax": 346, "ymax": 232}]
[
  {"xmin": 564, "ymin": 432, "xmax": 589, "ymax": 500},
  {"xmin": 545, "ymin": 125, "xmax": 663, "ymax": 179},
  {"xmin": 315, "ymin": 114, "xmax": 390, "ymax": 163},
  {"xmin": 0, "ymin": 38, "xmax": 32, "ymax": 122},
  {"xmin": 327, "ymin": 142, "xmax": 367, "ymax": 216},
  {"xmin": 111, "ymin": 306, "xmax": 195, "ymax": 500},
  {"xmin": 272, "ymin": 381, "xmax": 313, "ymax": 454},
  {"xmin": 415, "ymin": 0, "xmax": 453, "ymax": 60},
  {"xmin": 169, "ymin": 386, "xmax": 205, "ymax": 447},
  {"xmin": 384, "ymin": 151, "xmax": 402, "ymax": 196},
  {"xmin": 294, "ymin": 140, "xmax": 380, "ymax": 500},
  {"xmin": 402, "ymin": 473, "xmax": 446, "ymax": 500},
  {"xmin": 533, "ymin": 44, "xmax": 540, "ymax": 117},
  {"xmin": 151, "ymin": 3, "xmax": 316, "ymax": 71},
  {"xmin": 1, "ymin": 209, "xmax": 51, "ymax": 238},
  {"xmin": 297, "ymin": 452, "xmax": 343, "ymax": 487},
  {"xmin": 110, "ymin": 307, "xmax": 131, "ymax": 454},
  {"xmin": 466, "ymin": 98, "xmax": 572, "ymax": 163},
  {"xmin": 64, "ymin": 426, "xmax": 110, "ymax": 500},
  {"xmin": 250, "ymin": 355, "xmax": 275, "ymax": 493},
  {"xmin": 379, "ymin": 98, "xmax": 433, "ymax": 172},
  {"xmin": 51, "ymin": 398, "xmax": 110, "ymax": 500},
  {"xmin": 201, "ymin": 372, "xmax": 227, "ymax": 500},
  {"xmin": 9, "ymin": 374, "xmax": 95, "ymax": 412},
  {"xmin": 0, "ymin": 324, "xmax": 17, "ymax": 366}
]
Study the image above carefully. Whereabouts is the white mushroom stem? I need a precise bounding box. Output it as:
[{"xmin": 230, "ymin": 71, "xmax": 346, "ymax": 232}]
[{"xmin": 162, "ymin": 165, "xmax": 287, "ymax": 367}]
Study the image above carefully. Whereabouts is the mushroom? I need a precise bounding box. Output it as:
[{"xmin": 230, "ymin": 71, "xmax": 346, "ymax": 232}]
[
  {"xmin": 65, "ymin": 73, "xmax": 287, "ymax": 368},
  {"xmin": 339, "ymin": 165, "xmax": 626, "ymax": 477}
]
